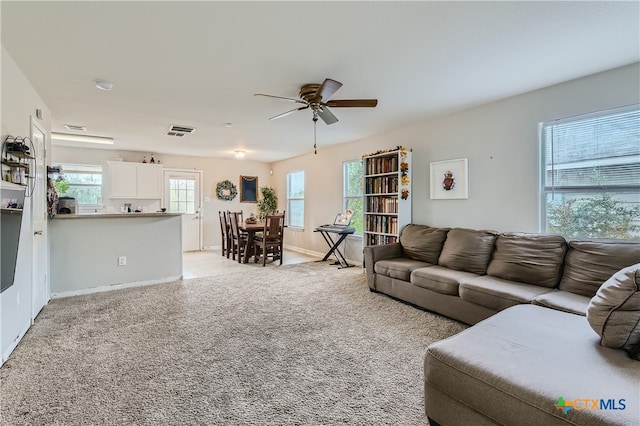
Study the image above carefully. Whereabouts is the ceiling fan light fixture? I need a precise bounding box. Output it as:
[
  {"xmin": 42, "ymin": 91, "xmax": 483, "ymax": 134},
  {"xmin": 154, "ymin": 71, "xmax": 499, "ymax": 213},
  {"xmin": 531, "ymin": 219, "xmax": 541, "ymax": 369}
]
[
  {"xmin": 95, "ymin": 79, "xmax": 113, "ymax": 91},
  {"xmin": 234, "ymin": 150, "xmax": 246, "ymax": 159}
]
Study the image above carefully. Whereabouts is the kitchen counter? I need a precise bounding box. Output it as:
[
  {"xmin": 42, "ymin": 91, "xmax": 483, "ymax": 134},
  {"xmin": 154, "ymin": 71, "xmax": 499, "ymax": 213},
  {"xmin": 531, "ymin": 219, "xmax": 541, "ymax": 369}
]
[
  {"xmin": 49, "ymin": 213, "xmax": 182, "ymax": 297},
  {"xmin": 53, "ymin": 212, "xmax": 181, "ymax": 219}
]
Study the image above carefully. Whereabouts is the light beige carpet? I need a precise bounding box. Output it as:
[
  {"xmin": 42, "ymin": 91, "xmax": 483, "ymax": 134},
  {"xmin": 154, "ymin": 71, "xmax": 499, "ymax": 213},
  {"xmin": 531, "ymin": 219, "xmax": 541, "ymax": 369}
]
[{"xmin": 0, "ymin": 262, "xmax": 466, "ymax": 425}]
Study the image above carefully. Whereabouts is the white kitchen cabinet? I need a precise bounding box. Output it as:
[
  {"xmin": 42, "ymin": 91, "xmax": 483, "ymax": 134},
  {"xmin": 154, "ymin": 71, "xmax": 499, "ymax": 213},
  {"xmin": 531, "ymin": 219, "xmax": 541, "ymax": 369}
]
[{"xmin": 108, "ymin": 161, "xmax": 163, "ymax": 199}]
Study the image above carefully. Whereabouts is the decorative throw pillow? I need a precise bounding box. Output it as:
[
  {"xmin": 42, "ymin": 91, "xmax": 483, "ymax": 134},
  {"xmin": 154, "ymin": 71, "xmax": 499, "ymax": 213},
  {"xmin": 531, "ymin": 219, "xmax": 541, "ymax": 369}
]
[
  {"xmin": 438, "ymin": 228, "xmax": 497, "ymax": 275},
  {"xmin": 587, "ymin": 263, "xmax": 640, "ymax": 358},
  {"xmin": 400, "ymin": 225, "xmax": 449, "ymax": 264}
]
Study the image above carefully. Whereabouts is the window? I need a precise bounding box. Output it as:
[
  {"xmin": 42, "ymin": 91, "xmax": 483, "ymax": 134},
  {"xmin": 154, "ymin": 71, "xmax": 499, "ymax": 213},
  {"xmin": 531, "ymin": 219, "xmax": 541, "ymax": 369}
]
[
  {"xmin": 168, "ymin": 178, "xmax": 196, "ymax": 214},
  {"xmin": 287, "ymin": 171, "xmax": 304, "ymax": 228},
  {"xmin": 343, "ymin": 160, "xmax": 363, "ymax": 235},
  {"xmin": 55, "ymin": 163, "xmax": 103, "ymax": 205},
  {"xmin": 540, "ymin": 105, "xmax": 640, "ymax": 240}
]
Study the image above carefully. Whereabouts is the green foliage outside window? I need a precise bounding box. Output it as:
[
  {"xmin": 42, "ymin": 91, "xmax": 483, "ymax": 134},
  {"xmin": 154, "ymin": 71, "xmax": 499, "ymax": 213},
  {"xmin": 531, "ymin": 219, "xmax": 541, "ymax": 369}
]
[
  {"xmin": 344, "ymin": 160, "xmax": 363, "ymax": 234},
  {"xmin": 547, "ymin": 194, "xmax": 640, "ymax": 239}
]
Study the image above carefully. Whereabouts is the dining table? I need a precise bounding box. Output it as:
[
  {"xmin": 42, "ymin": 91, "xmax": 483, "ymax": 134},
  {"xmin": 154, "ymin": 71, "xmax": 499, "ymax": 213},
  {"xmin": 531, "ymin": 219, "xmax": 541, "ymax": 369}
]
[{"xmin": 238, "ymin": 221, "xmax": 265, "ymax": 263}]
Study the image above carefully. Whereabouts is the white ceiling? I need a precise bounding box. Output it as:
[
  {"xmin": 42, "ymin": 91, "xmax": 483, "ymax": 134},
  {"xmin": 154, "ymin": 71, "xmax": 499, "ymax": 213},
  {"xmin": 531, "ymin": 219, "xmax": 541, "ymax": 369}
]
[{"xmin": 2, "ymin": 1, "xmax": 639, "ymax": 163}]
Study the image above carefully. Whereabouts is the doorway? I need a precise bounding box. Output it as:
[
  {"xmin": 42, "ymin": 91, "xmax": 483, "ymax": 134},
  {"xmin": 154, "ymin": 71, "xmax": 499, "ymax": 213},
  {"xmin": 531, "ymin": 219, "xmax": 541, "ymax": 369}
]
[
  {"xmin": 31, "ymin": 117, "xmax": 48, "ymax": 319},
  {"xmin": 163, "ymin": 169, "xmax": 203, "ymax": 252}
]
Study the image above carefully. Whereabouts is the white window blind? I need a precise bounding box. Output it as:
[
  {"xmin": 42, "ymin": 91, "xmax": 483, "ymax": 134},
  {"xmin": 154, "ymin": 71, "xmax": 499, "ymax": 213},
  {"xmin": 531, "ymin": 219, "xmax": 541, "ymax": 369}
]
[
  {"xmin": 540, "ymin": 104, "xmax": 640, "ymax": 239},
  {"xmin": 543, "ymin": 106, "xmax": 640, "ymax": 191}
]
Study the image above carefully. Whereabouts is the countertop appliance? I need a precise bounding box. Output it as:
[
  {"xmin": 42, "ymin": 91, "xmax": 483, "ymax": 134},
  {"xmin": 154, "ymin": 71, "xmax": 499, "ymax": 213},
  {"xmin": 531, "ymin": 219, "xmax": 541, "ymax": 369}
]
[{"xmin": 58, "ymin": 196, "xmax": 78, "ymax": 214}]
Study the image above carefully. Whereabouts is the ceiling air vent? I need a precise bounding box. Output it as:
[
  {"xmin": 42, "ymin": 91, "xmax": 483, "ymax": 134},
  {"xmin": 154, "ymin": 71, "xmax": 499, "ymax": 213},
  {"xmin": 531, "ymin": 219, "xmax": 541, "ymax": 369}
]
[{"xmin": 167, "ymin": 125, "xmax": 196, "ymax": 137}]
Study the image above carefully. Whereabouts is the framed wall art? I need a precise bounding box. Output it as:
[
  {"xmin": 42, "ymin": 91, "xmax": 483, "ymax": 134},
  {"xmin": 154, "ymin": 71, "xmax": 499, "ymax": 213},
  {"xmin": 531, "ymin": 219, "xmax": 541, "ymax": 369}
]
[
  {"xmin": 430, "ymin": 158, "xmax": 468, "ymax": 199},
  {"xmin": 240, "ymin": 175, "xmax": 258, "ymax": 202}
]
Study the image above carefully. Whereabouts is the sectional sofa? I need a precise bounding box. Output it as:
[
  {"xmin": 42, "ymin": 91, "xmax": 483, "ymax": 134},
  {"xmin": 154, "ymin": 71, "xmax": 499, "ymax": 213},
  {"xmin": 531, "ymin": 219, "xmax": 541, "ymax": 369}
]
[{"xmin": 364, "ymin": 225, "xmax": 640, "ymax": 426}]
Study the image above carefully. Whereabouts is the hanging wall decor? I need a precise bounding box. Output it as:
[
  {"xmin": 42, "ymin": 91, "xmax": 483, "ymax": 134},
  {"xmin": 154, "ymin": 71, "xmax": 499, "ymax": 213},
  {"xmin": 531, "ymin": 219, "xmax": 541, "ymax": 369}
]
[
  {"xmin": 430, "ymin": 158, "xmax": 469, "ymax": 199},
  {"xmin": 240, "ymin": 175, "xmax": 258, "ymax": 202},
  {"xmin": 216, "ymin": 180, "xmax": 238, "ymax": 201}
]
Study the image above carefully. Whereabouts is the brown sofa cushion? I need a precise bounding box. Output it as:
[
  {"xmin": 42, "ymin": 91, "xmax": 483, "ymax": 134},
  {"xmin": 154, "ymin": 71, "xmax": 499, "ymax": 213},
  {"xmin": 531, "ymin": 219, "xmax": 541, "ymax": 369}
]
[
  {"xmin": 438, "ymin": 228, "xmax": 497, "ymax": 275},
  {"xmin": 486, "ymin": 233, "xmax": 567, "ymax": 288},
  {"xmin": 400, "ymin": 225, "xmax": 449, "ymax": 264},
  {"xmin": 587, "ymin": 264, "xmax": 640, "ymax": 356},
  {"xmin": 559, "ymin": 239, "xmax": 640, "ymax": 297}
]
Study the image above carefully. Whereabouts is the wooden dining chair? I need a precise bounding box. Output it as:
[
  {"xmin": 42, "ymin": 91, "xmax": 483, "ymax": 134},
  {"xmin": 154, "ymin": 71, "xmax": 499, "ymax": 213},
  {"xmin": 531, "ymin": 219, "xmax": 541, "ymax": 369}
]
[
  {"xmin": 253, "ymin": 213, "xmax": 285, "ymax": 266},
  {"xmin": 218, "ymin": 211, "xmax": 231, "ymax": 258},
  {"xmin": 229, "ymin": 211, "xmax": 249, "ymax": 263}
]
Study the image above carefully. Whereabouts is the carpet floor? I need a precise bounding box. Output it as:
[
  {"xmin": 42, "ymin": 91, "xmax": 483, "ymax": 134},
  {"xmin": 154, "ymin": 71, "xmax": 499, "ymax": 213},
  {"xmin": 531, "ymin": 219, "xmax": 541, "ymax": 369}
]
[{"xmin": 0, "ymin": 262, "xmax": 466, "ymax": 425}]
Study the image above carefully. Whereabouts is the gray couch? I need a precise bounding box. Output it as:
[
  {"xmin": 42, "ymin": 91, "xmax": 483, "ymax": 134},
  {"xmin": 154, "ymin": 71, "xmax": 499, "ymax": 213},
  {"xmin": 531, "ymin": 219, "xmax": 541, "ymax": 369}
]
[{"xmin": 364, "ymin": 224, "xmax": 640, "ymax": 426}]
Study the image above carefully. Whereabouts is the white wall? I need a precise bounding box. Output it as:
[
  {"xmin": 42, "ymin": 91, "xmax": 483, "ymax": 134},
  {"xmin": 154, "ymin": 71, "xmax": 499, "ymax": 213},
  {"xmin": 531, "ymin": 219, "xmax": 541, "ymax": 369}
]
[
  {"xmin": 272, "ymin": 63, "xmax": 640, "ymax": 262},
  {"xmin": 51, "ymin": 147, "xmax": 273, "ymax": 249},
  {"xmin": 1, "ymin": 46, "xmax": 52, "ymax": 363}
]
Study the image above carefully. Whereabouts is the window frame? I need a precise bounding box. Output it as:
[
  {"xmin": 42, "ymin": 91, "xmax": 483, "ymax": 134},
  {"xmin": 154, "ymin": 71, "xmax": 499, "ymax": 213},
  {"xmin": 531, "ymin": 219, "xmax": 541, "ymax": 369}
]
[
  {"xmin": 55, "ymin": 163, "xmax": 104, "ymax": 207},
  {"xmin": 539, "ymin": 104, "xmax": 640, "ymax": 239},
  {"xmin": 286, "ymin": 170, "xmax": 305, "ymax": 229},
  {"xmin": 343, "ymin": 159, "xmax": 363, "ymax": 236}
]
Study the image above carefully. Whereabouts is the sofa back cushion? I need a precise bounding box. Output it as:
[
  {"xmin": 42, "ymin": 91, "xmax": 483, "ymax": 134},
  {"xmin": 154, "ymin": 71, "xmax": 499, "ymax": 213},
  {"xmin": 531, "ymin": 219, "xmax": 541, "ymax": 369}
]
[
  {"xmin": 438, "ymin": 228, "xmax": 497, "ymax": 275},
  {"xmin": 487, "ymin": 233, "xmax": 567, "ymax": 288},
  {"xmin": 587, "ymin": 264, "xmax": 640, "ymax": 358},
  {"xmin": 559, "ymin": 239, "xmax": 640, "ymax": 297},
  {"xmin": 400, "ymin": 224, "xmax": 449, "ymax": 264}
]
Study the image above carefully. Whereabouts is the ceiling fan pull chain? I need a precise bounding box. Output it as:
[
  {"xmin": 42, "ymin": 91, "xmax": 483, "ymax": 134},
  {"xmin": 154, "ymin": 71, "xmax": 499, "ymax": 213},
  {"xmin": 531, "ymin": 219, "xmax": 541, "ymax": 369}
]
[{"xmin": 313, "ymin": 115, "xmax": 318, "ymax": 154}]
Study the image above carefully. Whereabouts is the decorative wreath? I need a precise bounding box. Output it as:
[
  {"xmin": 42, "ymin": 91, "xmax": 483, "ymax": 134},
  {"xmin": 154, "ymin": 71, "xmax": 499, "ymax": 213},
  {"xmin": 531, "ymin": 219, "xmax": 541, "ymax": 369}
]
[{"xmin": 216, "ymin": 180, "xmax": 238, "ymax": 201}]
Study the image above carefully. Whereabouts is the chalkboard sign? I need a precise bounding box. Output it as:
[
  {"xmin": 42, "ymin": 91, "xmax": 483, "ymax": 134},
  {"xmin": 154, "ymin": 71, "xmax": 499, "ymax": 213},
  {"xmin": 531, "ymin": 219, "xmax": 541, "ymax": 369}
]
[{"xmin": 240, "ymin": 176, "xmax": 258, "ymax": 203}]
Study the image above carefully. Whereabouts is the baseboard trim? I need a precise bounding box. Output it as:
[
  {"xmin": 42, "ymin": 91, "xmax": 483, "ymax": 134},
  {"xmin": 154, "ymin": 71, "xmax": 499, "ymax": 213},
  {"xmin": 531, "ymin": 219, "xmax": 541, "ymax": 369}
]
[
  {"xmin": 50, "ymin": 276, "xmax": 183, "ymax": 299},
  {"xmin": 1, "ymin": 320, "xmax": 31, "ymax": 366}
]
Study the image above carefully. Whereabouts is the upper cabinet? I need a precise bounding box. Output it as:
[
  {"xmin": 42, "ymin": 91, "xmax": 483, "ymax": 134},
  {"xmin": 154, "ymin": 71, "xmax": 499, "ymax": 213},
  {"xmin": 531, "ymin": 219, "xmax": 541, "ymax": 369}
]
[{"xmin": 107, "ymin": 161, "xmax": 162, "ymax": 199}]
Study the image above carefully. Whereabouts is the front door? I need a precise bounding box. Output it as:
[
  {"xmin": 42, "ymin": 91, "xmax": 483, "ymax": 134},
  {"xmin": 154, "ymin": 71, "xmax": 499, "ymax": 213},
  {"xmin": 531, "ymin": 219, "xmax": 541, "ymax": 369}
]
[
  {"xmin": 31, "ymin": 117, "xmax": 48, "ymax": 319},
  {"xmin": 163, "ymin": 170, "xmax": 202, "ymax": 251}
]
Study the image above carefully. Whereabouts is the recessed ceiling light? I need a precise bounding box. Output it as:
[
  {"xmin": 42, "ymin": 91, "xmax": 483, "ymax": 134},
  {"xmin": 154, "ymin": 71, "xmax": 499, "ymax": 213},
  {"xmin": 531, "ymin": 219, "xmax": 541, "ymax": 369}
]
[
  {"xmin": 95, "ymin": 80, "xmax": 113, "ymax": 91},
  {"xmin": 234, "ymin": 150, "xmax": 246, "ymax": 158},
  {"xmin": 224, "ymin": 123, "xmax": 233, "ymax": 128}
]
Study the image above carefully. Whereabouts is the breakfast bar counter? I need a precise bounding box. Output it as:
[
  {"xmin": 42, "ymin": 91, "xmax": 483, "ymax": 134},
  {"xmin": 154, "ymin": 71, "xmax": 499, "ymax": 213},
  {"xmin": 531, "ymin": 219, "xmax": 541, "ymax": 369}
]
[
  {"xmin": 54, "ymin": 212, "xmax": 180, "ymax": 219},
  {"xmin": 49, "ymin": 213, "xmax": 183, "ymax": 297}
]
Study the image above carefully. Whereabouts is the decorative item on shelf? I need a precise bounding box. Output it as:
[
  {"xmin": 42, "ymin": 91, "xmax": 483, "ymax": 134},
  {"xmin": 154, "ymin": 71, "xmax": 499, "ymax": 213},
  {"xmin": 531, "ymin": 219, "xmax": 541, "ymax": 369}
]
[
  {"xmin": 150, "ymin": 154, "xmax": 155, "ymax": 164},
  {"xmin": 2, "ymin": 135, "xmax": 36, "ymax": 196},
  {"xmin": 216, "ymin": 179, "xmax": 238, "ymax": 201},
  {"xmin": 361, "ymin": 145, "xmax": 405, "ymax": 159},
  {"xmin": 257, "ymin": 186, "xmax": 278, "ymax": 221},
  {"xmin": 399, "ymin": 146, "xmax": 410, "ymax": 200},
  {"xmin": 142, "ymin": 155, "xmax": 147, "ymax": 163}
]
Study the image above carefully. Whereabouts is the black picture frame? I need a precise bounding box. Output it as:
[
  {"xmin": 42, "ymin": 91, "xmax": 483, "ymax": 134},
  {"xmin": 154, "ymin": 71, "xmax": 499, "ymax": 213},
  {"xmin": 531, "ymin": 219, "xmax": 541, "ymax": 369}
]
[{"xmin": 240, "ymin": 175, "xmax": 258, "ymax": 203}]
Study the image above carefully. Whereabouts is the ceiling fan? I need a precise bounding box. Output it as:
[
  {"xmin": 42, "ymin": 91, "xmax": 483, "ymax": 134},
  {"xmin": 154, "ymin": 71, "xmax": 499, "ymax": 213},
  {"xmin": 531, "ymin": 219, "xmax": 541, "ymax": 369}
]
[{"xmin": 254, "ymin": 78, "xmax": 378, "ymax": 153}]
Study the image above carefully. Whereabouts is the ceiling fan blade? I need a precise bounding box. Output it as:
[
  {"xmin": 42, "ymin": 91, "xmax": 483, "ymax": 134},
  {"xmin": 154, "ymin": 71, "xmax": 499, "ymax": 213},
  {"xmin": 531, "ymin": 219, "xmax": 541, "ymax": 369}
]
[
  {"xmin": 324, "ymin": 99, "xmax": 378, "ymax": 108},
  {"xmin": 314, "ymin": 78, "xmax": 343, "ymax": 102},
  {"xmin": 269, "ymin": 105, "xmax": 309, "ymax": 121},
  {"xmin": 317, "ymin": 107, "xmax": 339, "ymax": 125},
  {"xmin": 254, "ymin": 93, "xmax": 308, "ymax": 105}
]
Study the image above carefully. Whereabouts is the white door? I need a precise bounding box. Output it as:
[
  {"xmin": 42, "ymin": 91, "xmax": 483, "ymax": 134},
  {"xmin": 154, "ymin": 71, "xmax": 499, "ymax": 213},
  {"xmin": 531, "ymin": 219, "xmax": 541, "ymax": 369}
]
[
  {"xmin": 31, "ymin": 117, "xmax": 48, "ymax": 319},
  {"xmin": 163, "ymin": 170, "xmax": 202, "ymax": 251}
]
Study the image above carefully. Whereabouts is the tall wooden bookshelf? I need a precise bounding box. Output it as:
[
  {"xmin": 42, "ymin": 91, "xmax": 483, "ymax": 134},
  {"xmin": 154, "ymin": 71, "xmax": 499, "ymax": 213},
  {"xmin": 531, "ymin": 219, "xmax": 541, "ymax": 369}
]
[{"xmin": 362, "ymin": 147, "xmax": 412, "ymax": 246}]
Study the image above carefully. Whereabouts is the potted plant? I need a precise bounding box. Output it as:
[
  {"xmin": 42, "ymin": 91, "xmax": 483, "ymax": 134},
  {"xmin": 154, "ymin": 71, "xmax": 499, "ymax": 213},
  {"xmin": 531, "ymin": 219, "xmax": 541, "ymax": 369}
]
[{"xmin": 257, "ymin": 186, "xmax": 278, "ymax": 220}]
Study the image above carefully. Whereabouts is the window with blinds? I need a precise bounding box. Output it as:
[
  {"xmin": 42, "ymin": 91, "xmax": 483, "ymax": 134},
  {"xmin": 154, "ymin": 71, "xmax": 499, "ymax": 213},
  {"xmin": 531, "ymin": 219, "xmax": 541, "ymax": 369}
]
[{"xmin": 540, "ymin": 105, "xmax": 640, "ymax": 239}]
